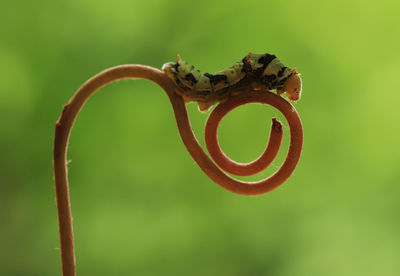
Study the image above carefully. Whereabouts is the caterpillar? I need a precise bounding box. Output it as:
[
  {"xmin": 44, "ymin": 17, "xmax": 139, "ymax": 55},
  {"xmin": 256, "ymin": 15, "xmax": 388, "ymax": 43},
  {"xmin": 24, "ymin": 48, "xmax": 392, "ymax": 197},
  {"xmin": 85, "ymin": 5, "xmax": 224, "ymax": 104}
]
[{"xmin": 162, "ymin": 52, "xmax": 302, "ymax": 112}]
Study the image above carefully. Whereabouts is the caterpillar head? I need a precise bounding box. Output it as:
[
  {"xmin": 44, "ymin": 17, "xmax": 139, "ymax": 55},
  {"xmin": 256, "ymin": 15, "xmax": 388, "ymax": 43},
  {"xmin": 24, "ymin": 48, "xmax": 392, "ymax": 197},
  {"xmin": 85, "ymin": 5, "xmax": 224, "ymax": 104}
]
[{"xmin": 283, "ymin": 68, "xmax": 302, "ymax": 101}]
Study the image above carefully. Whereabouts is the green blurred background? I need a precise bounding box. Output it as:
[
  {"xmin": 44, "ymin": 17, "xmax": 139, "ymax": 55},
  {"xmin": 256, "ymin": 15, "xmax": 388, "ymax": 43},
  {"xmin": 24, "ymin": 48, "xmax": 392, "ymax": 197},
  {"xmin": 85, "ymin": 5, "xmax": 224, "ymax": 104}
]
[{"xmin": 1, "ymin": 0, "xmax": 400, "ymax": 275}]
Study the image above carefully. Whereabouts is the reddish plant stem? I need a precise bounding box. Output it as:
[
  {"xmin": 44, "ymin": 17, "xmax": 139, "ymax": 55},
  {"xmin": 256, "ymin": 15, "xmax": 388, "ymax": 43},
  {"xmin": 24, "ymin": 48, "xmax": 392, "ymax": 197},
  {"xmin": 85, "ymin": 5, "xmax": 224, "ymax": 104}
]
[
  {"xmin": 53, "ymin": 65, "xmax": 303, "ymax": 276},
  {"xmin": 178, "ymin": 91, "xmax": 303, "ymax": 195},
  {"xmin": 205, "ymin": 114, "xmax": 283, "ymax": 176}
]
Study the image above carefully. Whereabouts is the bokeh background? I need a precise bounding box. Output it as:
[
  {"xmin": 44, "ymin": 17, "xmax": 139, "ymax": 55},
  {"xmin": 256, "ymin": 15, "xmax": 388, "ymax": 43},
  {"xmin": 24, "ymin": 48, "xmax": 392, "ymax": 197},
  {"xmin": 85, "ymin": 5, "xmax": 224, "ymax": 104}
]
[{"xmin": 1, "ymin": 0, "xmax": 400, "ymax": 275}]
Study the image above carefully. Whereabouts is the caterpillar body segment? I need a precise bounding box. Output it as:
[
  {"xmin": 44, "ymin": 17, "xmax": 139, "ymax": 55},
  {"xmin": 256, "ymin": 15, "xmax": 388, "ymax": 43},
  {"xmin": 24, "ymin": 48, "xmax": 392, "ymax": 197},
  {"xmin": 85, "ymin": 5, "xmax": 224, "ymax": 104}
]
[{"xmin": 162, "ymin": 52, "xmax": 302, "ymax": 112}]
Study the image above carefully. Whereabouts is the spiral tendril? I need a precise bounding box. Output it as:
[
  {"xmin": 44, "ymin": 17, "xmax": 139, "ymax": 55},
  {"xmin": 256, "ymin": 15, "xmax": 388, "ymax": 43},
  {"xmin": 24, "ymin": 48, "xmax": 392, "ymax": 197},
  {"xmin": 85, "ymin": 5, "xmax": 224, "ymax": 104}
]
[{"xmin": 53, "ymin": 65, "xmax": 303, "ymax": 276}]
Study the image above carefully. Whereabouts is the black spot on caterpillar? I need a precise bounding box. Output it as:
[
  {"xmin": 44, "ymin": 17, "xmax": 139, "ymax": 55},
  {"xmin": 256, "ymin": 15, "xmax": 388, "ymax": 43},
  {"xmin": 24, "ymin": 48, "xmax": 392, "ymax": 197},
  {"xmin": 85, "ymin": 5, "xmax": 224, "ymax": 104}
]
[
  {"xmin": 264, "ymin": 74, "xmax": 277, "ymax": 82},
  {"xmin": 258, "ymin": 54, "xmax": 276, "ymax": 69},
  {"xmin": 162, "ymin": 52, "xmax": 302, "ymax": 112},
  {"xmin": 278, "ymin": 66, "xmax": 287, "ymax": 77},
  {"xmin": 204, "ymin": 73, "xmax": 228, "ymax": 85},
  {"xmin": 184, "ymin": 73, "xmax": 198, "ymax": 85}
]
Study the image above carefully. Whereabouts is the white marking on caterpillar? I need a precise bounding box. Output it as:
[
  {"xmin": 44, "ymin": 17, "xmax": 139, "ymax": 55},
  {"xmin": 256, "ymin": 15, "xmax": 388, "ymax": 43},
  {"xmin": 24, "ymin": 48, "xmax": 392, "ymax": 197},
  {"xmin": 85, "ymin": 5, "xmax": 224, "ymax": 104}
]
[{"xmin": 162, "ymin": 52, "xmax": 302, "ymax": 112}]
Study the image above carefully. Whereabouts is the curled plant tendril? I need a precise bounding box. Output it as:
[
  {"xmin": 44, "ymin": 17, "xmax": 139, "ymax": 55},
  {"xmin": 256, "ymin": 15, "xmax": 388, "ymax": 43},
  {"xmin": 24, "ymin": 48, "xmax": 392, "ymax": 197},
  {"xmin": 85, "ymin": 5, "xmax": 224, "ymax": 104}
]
[
  {"xmin": 53, "ymin": 65, "xmax": 303, "ymax": 276},
  {"xmin": 205, "ymin": 101, "xmax": 283, "ymax": 177}
]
